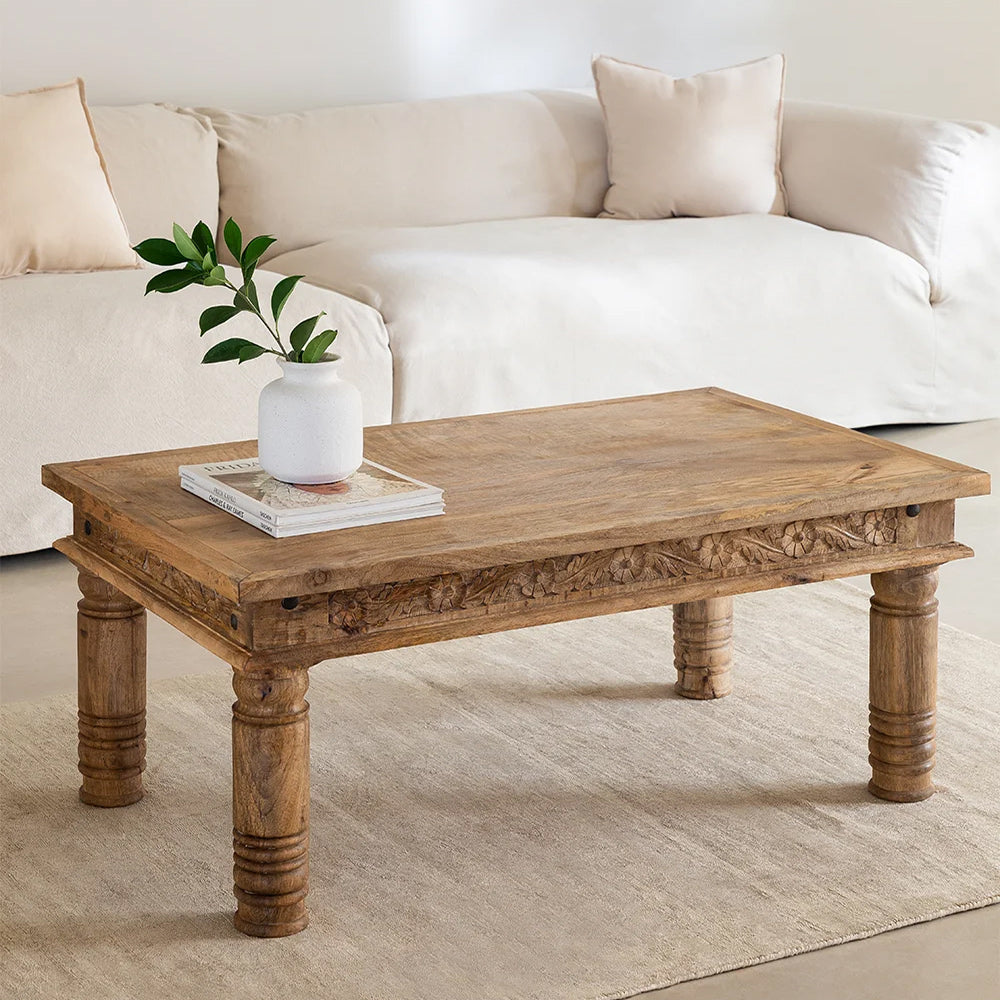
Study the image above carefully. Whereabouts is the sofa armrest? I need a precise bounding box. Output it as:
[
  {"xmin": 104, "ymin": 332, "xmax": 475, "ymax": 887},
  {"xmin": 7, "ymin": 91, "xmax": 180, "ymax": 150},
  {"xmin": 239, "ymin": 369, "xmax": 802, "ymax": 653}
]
[{"xmin": 781, "ymin": 100, "xmax": 1000, "ymax": 304}]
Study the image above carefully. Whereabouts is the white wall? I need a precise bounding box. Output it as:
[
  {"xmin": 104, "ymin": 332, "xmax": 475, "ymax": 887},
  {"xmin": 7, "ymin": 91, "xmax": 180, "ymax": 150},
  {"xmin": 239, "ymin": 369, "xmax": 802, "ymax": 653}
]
[
  {"xmin": 772, "ymin": 0, "xmax": 1000, "ymax": 122},
  {"xmin": 2, "ymin": 0, "xmax": 998, "ymax": 121}
]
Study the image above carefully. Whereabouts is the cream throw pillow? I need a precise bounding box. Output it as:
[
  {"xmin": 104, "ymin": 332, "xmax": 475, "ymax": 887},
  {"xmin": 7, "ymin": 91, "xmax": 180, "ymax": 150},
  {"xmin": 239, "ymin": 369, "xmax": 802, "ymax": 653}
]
[
  {"xmin": 593, "ymin": 54, "xmax": 787, "ymax": 219},
  {"xmin": 0, "ymin": 79, "xmax": 137, "ymax": 277}
]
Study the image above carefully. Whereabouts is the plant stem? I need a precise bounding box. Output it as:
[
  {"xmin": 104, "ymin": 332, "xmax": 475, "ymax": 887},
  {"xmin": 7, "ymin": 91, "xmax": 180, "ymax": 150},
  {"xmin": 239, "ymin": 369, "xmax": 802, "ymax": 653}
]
[{"xmin": 224, "ymin": 278, "xmax": 289, "ymax": 358}]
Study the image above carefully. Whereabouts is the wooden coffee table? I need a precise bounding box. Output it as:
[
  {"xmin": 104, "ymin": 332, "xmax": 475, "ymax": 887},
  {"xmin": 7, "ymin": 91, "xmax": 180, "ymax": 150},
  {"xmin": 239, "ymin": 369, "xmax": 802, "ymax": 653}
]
[{"xmin": 43, "ymin": 388, "xmax": 989, "ymax": 937}]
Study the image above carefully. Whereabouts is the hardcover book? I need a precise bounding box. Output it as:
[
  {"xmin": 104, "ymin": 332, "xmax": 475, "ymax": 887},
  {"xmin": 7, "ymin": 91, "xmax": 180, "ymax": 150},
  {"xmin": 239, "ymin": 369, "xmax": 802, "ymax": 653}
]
[{"xmin": 179, "ymin": 458, "xmax": 444, "ymax": 537}]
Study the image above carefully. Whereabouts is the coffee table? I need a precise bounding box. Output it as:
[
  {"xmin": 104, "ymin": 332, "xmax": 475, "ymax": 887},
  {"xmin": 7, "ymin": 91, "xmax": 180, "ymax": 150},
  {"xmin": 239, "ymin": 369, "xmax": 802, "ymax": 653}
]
[{"xmin": 42, "ymin": 388, "xmax": 989, "ymax": 937}]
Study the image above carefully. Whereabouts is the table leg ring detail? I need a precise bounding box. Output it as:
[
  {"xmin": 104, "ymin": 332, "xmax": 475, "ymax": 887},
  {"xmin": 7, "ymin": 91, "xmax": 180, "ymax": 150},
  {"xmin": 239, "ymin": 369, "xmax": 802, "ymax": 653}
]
[
  {"xmin": 77, "ymin": 711, "xmax": 146, "ymax": 807},
  {"xmin": 673, "ymin": 597, "xmax": 734, "ymax": 699},
  {"xmin": 868, "ymin": 705, "xmax": 936, "ymax": 802},
  {"xmin": 233, "ymin": 829, "xmax": 309, "ymax": 936}
]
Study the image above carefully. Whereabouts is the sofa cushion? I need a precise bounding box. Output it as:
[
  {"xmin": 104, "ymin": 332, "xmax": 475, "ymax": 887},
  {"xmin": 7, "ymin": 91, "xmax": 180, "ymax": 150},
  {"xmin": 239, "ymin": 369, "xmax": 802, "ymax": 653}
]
[
  {"xmin": 593, "ymin": 55, "xmax": 787, "ymax": 219},
  {"xmin": 204, "ymin": 91, "xmax": 608, "ymax": 265},
  {"xmin": 781, "ymin": 101, "xmax": 1000, "ymax": 305},
  {"xmin": 266, "ymin": 214, "xmax": 935, "ymax": 427},
  {"xmin": 91, "ymin": 104, "xmax": 220, "ymax": 245},
  {"xmin": 0, "ymin": 267, "xmax": 393, "ymax": 556},
  {"xmin": 0, "ymin": 80, "xmax": 137, "ymax": 277}
]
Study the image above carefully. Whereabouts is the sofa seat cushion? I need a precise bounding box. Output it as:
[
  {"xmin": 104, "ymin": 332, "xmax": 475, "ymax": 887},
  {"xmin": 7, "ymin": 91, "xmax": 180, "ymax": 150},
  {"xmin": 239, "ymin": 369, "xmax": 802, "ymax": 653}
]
[
  {"xmin": 0, "ymin": 267, "xmax": 392, "ymax": 555},
  {"xmin": 267, "ymin": 214, "xmax": 935, "ymax": 428}
]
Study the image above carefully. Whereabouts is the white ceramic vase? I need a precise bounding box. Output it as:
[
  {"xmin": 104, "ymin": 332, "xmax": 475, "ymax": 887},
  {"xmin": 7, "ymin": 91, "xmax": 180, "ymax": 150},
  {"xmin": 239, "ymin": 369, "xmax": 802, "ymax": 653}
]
[{"xmin": 257, "ymin": 357, "xmax": 363, "ymax": 484}]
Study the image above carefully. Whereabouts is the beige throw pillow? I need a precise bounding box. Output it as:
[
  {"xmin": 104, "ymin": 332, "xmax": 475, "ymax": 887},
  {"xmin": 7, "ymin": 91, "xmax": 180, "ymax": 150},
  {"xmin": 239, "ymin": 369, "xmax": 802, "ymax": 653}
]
[
  {"xmin": 593, "ymin": 54, "xmax": 787, "ymax": 219},
  {"xmin": 0, "ymin": 79, "xmax": 137, "ymax": 277}
]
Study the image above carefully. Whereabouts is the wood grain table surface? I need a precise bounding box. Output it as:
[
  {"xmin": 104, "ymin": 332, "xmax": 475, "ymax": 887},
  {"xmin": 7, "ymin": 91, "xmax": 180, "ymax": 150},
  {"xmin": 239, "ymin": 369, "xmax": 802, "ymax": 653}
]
[{"xmin": 42, "ymin": 387, "xmax": 990, "ymax": 937}]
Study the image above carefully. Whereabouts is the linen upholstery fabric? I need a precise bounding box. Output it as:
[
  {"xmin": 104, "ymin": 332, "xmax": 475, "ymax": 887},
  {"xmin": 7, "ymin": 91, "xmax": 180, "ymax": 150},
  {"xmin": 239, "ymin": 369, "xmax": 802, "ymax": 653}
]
[
  {"xmin": 0, "ymin": 80, "xmax": 137, "ymax": 277},
  {"xmin": 90, "ymin": 104, "xmax": 220, "ymax": 245},
  {"xmin": 266, "ymin": 215, "xmax": 933, "ymax": 426},
  {"xmin": 782, "ymin": 102, "xmax": 1000, "ymax": 302},
  {"xmin": 593, "ymin": 55, "xmax": 787, "ymax": 219},
  {"xmin": 205, "ymin": 91, "xmax": 608, "ymax": 263},
  {"xmin": 0, "ymin": 268, "xmax": 392, "ymax": 556},
  {"xmin": 781, "ymin": 102, "xmax": 1000, "ymax": 421}
]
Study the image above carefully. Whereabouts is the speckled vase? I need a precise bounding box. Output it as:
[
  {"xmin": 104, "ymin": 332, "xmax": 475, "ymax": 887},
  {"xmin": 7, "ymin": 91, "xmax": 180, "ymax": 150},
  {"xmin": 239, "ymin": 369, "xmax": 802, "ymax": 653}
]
[{"xmin": 257, "ymin": 357, "xmax": 363, "ymax": 484}]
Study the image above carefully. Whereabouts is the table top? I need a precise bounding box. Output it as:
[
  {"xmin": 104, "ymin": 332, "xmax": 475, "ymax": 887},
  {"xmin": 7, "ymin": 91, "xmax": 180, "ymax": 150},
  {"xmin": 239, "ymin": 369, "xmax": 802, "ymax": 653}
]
[{"xmin": 43, "ymin": 388, "xmax": 989, "ymax": 603}]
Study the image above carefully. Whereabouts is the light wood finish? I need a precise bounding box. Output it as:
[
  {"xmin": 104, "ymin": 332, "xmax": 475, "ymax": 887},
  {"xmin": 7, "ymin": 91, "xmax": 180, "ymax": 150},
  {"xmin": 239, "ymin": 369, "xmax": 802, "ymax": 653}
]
[
  {"xmin": 868, "ymin": 566, "xmax": 940, "ymax": 802},
  {"xmin": 57, "ymin": 538, "xmax": 253, "ymax": 668},
  {"xmin": 42, "ymin": 389, "xmax": 989, "ymax": 603},
  {"xmin": 41, "ymin": 388, "xmax": 990, "ymax": 936},
  {"xmin": 232, "ymin": 666, "xmax": 310, "ymax": 936},
  {"xmin": 76, "ymin": 570, "xmax": 146, "ymax": 807},
  {"xmin": 55, "ymin": 525, "xmax": 972, "ymax": 674},
  {"xmin": 673, "ymin": 598, "xmax": 734, "ymax": 699}
]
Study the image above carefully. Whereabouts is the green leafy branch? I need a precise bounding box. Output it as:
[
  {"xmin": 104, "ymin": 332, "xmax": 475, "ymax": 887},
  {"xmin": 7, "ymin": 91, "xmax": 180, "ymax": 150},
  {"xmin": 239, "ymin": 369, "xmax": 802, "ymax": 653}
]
[{"xmin": 133, "ymin": 218, "xmax": 339, "ymax": 365}]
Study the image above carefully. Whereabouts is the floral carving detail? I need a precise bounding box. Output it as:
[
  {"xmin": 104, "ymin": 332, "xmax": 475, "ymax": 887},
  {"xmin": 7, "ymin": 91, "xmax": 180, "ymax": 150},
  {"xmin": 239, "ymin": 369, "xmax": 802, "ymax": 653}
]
[
  {"xmin": 325, "ymin": 508, "xmax": 901, "ymax": 635},
  {"xmin": 610, "ymin": 546, "xmax": 647, "ymax": 584},
  {"xmin": 694, "ymin": 533, "xmax": 736, "ymax": 571},
  {"xmin": 329, "ymin": 597, "xmax": 368, "ymax": 634},
  {"xmin": 862, "ymin": 510, "xmax": 898, "ymax": 545},
  {"xmin": 80, "ymin": 515, "xmax": 235, "ymax": 623},
  {"xmin": 428, "ymin": 577, "xmax": 467, "ymax": 612},
  {"xmin": 781, "ymin": 521, "xmax": 817, "ymax": 558},
  {"xmin": 521, "ymin": 559, "xmax": 559, "ymax": 597}
]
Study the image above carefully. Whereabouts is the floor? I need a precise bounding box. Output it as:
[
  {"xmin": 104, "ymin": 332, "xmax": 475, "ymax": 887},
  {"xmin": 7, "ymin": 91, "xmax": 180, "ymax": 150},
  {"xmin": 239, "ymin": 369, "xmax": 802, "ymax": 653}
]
[{"xmin": 1, "ymin": 419, "xmax": 998, "ymax": 998}]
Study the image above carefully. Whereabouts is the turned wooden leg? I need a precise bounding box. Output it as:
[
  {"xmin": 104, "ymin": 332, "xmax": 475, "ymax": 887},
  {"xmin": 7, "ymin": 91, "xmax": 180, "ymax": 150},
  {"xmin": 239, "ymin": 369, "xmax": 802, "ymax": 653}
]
[
  {"xmin": 232, "ymin": 665, "xmax": 310, "ymax": 937},
  {"xmin": 76, "ymin": 570, "xmax": 146, "ymax": 807},
  {"xmin": 673, "ymin": 597, "xmax": 733, "ymax": 699},
  {"xmin": 869, "ymin": 565, "xmax": 939, "ymax": 802}
]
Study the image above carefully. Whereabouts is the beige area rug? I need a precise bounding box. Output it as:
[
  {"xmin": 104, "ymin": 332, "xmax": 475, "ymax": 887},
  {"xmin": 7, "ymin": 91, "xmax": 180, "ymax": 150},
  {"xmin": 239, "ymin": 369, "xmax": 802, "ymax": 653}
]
[{"xmin": 3, "ymin": 580, "xmax": 1000, "ymax": 1000}]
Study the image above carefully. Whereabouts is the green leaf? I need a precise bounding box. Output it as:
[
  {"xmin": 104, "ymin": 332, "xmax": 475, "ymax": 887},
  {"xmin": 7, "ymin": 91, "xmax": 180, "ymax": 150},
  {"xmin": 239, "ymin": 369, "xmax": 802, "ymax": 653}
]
[
  {"xmin": 204, "ymin": 265, "xmax": 228, "ymax": 287},
  {"xmin": 242, "ymin": 281, "xmax": 260, "ymax": 311},
  {"xmin": 199, "ymin": 305, "xmax": 238, "ymax": 335},
  {"xmin": 301, "ymin": 328, "xmax": 339, "ymax": 363},
  {"xmin": 271, "ymin": 274, "xmax": 303, "ymax": 323},
  {"xmin": 191, "ymin": 221, "xmax": 216, "ymax": 262},
  {"xmin": 172, "ymin": 223, "xmax": 202, "ymax": 263},
  {"xmin": 233, "ymin": 289, "xmax": 254, "ymax": 313},
  {"xmin": 201, "ymin": 251, "xmax": 214, "ymax": 271},
  {"xmin": 240, "ymin": 235, "xmax": 276, "ymax": 280},
  {"xmin": 238, "ymin": 344, "xmax": 266, "ymax": 364},
  {"xmin": 133, "ymin": 238, "xmax": 186, "ymax": 266},
  {"xmin": 288, "ymin": 313, "xmax": 324, "ymax": 354},
  {"xmin": 144, "ymin": 268, "xmax": 201, "ymax": 295},
  {"xmin": 201, "ymin": 337, "xmax": 264, "ymax": 364},
  {"xmin": 223, "ymin": 217, "xmax": 242, "ymax": 261}
]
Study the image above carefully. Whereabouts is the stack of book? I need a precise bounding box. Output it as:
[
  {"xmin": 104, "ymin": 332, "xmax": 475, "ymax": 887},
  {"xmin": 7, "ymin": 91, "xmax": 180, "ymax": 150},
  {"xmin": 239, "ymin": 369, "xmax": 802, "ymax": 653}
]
[{"xmin": 179, "ymin": 457, "xmax": 444, "ymax": 537}]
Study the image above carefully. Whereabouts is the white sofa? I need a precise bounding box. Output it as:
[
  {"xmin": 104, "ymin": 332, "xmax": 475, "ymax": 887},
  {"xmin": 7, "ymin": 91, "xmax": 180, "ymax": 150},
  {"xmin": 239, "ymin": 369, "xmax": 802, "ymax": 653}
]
[{"xmin": 2, "ymin": 91, "xmax": 999, "ymax": 556}]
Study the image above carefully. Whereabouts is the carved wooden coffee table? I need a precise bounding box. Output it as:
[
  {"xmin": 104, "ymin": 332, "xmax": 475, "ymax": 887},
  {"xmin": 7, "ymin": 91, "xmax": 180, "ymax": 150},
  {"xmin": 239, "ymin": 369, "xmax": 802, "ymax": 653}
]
[{"xmin": 43, "ymin": 388, "xmax": 989, "ymax": 937}]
